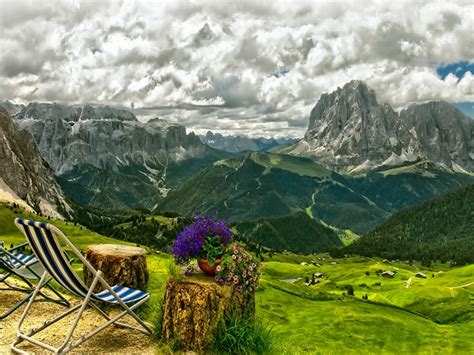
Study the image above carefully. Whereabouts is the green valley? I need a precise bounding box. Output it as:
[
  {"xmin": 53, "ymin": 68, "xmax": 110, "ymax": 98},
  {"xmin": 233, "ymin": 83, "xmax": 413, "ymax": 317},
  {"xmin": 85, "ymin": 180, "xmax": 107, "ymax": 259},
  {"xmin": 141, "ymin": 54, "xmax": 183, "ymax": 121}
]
[
  {"xmin": 0, "ymin": 204, "xmax": 472, "ymax": 353},
  {"xmin": 158, "ymin": 152, "xmax": 474, "ymax": 234}
]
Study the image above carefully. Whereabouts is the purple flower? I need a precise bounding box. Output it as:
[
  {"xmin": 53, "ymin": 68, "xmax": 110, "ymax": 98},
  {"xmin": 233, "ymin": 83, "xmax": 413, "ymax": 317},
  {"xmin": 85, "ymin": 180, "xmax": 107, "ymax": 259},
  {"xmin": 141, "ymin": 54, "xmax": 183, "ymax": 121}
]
[
  {"xmin": 171, "ymin": 213, "xmax": 233, "ymax": 263},
  {"xmin": 237, "ymin": 285, "xmax": 243, "ymax": 292}
]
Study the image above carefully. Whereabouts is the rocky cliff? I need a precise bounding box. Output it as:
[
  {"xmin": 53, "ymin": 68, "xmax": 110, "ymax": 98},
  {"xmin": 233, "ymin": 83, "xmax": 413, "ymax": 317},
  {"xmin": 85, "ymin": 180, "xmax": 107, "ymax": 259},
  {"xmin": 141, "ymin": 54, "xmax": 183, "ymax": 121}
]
[
  {"xmin": 0, "ymin": 107, "xmax": 71, "ymax": 218},
  {"xmin": 15, "ymin": 103, "xmax": 206, "ymax": 175},
  {"xmin": 288, "ymin": 81, "xmax": 473, "ymax": 173}
]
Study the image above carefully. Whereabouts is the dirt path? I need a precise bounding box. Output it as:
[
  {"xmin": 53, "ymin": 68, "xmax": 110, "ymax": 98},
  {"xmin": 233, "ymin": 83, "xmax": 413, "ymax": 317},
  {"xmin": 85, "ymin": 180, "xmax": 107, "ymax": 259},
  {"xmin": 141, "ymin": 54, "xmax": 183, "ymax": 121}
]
[
  {"xmin": 0, "ymin": 286, "xmax": 156, "ymax": 354},
  {"xmin": 448, "ymin": 281, "xmax": 474, "ymax": 297},
  {"xmin": 405, "ymin": 277, "xmax": 413, "ymax": 289}
]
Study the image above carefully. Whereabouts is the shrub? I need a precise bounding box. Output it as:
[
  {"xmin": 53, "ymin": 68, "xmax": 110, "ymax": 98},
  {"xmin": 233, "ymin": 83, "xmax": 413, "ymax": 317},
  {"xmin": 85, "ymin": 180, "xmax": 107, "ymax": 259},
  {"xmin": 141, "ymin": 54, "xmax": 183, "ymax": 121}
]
[
  {"xmin": 211, "ymin": 312, "xmax": 274, "ymax": 354},
  {"xmin": 344, "ymin": 285, "xmax": 354, "ymax": 296}
]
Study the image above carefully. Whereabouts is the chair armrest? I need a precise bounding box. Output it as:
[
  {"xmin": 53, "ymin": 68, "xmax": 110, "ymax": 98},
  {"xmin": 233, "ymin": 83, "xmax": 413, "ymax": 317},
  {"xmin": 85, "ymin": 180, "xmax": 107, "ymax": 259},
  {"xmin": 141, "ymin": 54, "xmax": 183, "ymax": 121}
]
[{"xmin": 9, "ymin": 242, "xmax": 29, "ymax": 252}]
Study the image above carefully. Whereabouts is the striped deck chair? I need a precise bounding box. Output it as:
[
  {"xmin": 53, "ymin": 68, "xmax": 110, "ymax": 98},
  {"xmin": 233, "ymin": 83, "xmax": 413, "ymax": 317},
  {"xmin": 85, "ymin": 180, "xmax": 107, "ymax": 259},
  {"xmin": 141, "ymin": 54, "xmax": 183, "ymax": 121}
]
[
  {"xmin": 0, "ymin": 240, "xmax": 69, "ymax": 319},
  {"xmin": 12, "ymin": 218, "xmax": 151, "ymax": 354}
]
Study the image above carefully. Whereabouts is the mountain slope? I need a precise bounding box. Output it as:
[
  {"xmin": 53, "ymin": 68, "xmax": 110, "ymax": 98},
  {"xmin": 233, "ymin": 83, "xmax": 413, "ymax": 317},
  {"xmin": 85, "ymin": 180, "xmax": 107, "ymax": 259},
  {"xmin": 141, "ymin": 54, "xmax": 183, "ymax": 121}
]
[
  {"xmin": 157, "ymin": 152, "xmax": 474, "ymax": 232},
  {"xmin": 344, "ymin": 184, "xmax": 474, "ymax": 264},
  {"xmin": 235, "ymin": 211, "xmax": 342, "ymax": 254},
  {"xmin": 287, "ymin": 80, "xmax": 473, "ymax": 173},
  {"xmin": 0, "ymin": 107, "xmax": 71, "ymax": 218}
]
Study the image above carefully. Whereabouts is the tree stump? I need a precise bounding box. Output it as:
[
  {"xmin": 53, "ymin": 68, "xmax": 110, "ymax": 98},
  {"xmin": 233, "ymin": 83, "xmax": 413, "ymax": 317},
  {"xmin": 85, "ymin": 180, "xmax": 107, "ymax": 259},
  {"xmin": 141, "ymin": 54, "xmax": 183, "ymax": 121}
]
[
  {"xmin": 83, "ymin": 244, "xmax": 148, "ymax": 292},
  {"xmin": 162, "ymin": 272, "xmax": 255, "ymax": 351}
]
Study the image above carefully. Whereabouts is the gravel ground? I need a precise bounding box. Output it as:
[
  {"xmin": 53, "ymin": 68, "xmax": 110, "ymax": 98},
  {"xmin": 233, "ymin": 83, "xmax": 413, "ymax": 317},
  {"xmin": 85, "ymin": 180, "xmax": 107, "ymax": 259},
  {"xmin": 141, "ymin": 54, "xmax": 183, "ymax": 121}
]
[{"xmin": 0, "ymin": 282, "xmax": 156, "ymax": 354}]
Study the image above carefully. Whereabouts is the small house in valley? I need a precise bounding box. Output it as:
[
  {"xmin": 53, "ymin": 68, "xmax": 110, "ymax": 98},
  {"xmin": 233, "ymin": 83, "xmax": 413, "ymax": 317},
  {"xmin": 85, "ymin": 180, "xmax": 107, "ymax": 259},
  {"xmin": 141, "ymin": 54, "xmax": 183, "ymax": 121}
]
[{"xmin": 381, "ymin": 271, "xmax": 395, "ymax": 278}]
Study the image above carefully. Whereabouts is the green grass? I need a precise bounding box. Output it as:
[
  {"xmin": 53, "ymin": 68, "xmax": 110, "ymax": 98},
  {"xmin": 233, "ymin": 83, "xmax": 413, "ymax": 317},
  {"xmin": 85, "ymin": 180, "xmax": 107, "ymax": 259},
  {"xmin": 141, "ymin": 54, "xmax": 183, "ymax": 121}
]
[
  {"xmin": 0, "ymin": 203, "xmax": 131, "ymax": 250},
  {"xmin": 1, "ymin": 203, "xmax": 473, "ymax": 353},
  {"xmin": 116, "ymin": 215, "xmax": 173, "ymax": 228},
  {"xmin": 250, "ymin": 152, "xmax": 331, "ymax": 178}
]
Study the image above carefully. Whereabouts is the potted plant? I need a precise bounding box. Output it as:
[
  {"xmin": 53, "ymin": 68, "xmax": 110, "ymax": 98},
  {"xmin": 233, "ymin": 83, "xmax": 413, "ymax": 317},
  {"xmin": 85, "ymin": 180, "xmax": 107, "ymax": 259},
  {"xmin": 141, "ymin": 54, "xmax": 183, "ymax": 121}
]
[
  {"xmin": 214, "ymin": 242, "xmax": 261, "ymax": 294},
  {"xmin": 171, "ymin": 213, "xmax": 233, "ymax": 276}
]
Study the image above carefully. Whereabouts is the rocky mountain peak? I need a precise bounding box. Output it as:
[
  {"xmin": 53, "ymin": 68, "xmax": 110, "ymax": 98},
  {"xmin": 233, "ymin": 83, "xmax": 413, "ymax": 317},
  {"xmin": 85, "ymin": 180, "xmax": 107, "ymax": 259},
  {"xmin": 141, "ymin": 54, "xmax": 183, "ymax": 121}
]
[
  {"xmin": 16, "ymin": 102, "xmax": 137, "ymax": 122},
  {"xmin": 12, "ymin": 102, "xmax": 208, "ymax": 175},
  {"xmin": 290, "ymin": 81, "xmax": 473, "ymax": 173},
  {"xmin": 308, "ymin": 80, "xmax": 378, "ymax": 130}
]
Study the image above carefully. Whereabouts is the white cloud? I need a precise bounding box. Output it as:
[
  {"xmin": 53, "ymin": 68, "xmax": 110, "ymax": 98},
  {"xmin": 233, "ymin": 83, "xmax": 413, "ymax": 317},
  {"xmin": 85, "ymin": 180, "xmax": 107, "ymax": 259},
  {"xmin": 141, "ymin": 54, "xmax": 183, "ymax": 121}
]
[{"xmin": 0, "ymin": 0, "xmax": 472, "ymax": 137}]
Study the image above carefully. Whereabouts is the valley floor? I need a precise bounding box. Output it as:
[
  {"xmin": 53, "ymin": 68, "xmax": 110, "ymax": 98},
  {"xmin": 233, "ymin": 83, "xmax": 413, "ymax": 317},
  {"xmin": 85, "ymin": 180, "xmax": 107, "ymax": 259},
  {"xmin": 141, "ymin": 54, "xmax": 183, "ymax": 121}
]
[
  {"xmin": 1, "ymin": 252, "xmax": 472, "ymax": 354},
  {"xmin": 0, "ymin": 204, "xmax": 472, "ymax": 353}
]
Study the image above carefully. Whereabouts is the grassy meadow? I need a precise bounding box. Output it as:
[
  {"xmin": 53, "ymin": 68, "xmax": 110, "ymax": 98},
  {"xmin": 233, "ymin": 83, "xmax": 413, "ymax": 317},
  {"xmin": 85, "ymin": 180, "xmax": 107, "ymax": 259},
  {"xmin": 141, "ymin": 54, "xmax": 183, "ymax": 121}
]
[{"xmin": 0, "ymin": 203, "xmax": 472, "ymax": 353}]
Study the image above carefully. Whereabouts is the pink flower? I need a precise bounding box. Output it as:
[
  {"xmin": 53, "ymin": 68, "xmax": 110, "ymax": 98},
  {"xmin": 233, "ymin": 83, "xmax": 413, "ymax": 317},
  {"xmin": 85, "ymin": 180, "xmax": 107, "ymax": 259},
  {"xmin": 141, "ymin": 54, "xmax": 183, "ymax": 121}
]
[
  {"xmin": 216, "ymin": 265, "xmax": 221, "ymax": 272},
  {"xmin": 233, "ymin": 243, "xmax": 238, "ymax": 249},
  {"xmin": 233, "ymin": 275, "xmax": 239, "ymax": 281},
  {"xmin": 251, "ymin": 263, "xmax": 256, "ymax": 269}
]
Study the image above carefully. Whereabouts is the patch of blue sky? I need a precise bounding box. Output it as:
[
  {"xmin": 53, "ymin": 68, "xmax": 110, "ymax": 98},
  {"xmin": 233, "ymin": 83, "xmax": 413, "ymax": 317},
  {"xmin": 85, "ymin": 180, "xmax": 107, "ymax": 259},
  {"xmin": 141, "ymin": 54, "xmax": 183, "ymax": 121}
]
[{"xmin": 436, "ymin": 61, "xmax": 474, "ymax": 80}]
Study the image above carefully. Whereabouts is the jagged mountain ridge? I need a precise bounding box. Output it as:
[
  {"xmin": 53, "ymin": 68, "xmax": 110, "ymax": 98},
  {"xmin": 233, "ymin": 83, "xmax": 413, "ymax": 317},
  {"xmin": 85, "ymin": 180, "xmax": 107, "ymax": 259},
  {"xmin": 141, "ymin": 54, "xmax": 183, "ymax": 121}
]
[
  {"xmin": 0, "ymin": 107, "xmax": 71, "ymax": 218},
  {"xmin": 287, "ymin": 81, "xmax": 474, "ymax": 173},
  {"xmin": 200, "ymin": 131, "xmax": 297, "ymax": 153},
  {"xmin": 15, "ymin": 103, "xmax": 206, "ymax": 175},
  {"xmin": 12, "ymin": 102, "xmax": 235, "ymax": 209}
]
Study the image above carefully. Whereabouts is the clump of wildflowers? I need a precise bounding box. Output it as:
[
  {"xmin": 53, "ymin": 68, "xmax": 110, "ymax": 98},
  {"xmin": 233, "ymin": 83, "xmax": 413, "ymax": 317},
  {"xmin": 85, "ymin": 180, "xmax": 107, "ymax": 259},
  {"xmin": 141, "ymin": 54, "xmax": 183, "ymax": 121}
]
[
  {"xmin": 171, "ymin": 212, "xmax": 233, "ymax": 265},
  {"xmin": 214, "ymin": 242, "xmax": 261, "ymax": 294}
]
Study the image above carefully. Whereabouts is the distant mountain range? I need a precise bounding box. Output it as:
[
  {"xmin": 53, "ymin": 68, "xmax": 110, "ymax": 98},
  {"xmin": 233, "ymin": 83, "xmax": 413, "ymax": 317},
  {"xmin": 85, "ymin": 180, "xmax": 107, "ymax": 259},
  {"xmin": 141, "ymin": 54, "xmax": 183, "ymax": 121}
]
[
  {"xmin": 0, "ymin": 107, "xmax": 71, "ymax": 218},
  {"xmin": 7, "ymin": 102, "xmax": 234, "ymax": 209},
  {"xmin": 1, "ymin": 80, "xmax": 473, "ymax": 237},
  {"xmin": 284, "ymin": 81, "xmax": 473, "ymax": 174},
  {"xmin": 199, "ymin": 131, "xmax": 297, "ymax": 153},
  {"xmin": 343, "ymin": 184, "xmax": 474, "ymax": 265}
]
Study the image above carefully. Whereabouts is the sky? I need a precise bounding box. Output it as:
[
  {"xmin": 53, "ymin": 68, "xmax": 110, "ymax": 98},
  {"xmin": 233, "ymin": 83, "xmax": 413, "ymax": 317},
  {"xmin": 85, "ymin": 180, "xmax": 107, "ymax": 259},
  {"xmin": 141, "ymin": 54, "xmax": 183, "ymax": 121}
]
[{"xmin": 0, "ymin": 0, "xmax": 473, "ymax": 138}]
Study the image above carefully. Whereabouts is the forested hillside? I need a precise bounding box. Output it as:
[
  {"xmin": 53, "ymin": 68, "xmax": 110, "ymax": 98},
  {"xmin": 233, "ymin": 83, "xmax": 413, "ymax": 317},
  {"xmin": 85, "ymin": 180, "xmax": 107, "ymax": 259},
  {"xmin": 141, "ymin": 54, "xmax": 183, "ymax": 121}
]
[
  {"xmin": 343, "ymin": 184, "xmax": 474, "ymax": 265},
  {"xmin": 235, "ymin": 211, "xmax": 342, "ymax": 254}
]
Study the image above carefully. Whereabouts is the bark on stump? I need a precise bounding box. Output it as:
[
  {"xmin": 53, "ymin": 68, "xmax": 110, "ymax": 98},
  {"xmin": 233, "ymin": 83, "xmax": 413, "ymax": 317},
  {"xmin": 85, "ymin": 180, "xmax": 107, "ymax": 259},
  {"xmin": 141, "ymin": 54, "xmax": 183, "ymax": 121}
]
[
  {"xmin": 83, "ymin": 244, "xmax": 148, "ymax": 292},
  {"xmin": 162, "ymin": 273, "xmax": 255, "ymax": 352}
]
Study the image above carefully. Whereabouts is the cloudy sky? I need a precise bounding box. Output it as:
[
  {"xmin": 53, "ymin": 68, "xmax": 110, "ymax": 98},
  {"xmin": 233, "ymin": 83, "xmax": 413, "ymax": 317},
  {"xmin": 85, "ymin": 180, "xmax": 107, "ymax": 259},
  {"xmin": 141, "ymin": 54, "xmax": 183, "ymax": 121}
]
[{"xmin": 0, "ymin": 0, "xmax": 473, "ymax": 138}]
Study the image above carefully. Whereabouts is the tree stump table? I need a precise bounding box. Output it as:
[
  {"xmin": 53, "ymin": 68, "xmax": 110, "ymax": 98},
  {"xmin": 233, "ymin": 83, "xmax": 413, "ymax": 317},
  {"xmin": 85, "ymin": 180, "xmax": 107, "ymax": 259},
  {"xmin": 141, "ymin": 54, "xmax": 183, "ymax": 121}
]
[
  {"xmin": 162, "ymin": 271, "xmax": 255, "ymax": 351},
  {"xmin": 83, "ymin": 244, "xmax": 148, "ymax": 292}
]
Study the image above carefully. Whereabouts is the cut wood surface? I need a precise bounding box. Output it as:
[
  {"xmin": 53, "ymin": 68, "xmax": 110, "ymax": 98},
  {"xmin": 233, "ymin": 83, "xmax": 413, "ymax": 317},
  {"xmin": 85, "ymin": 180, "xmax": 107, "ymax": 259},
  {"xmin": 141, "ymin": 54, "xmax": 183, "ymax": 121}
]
[
  {"xmin": 84, "ymin": 244, "xmax": 148, "ymax": 292},
  {"xmin": 162, "ymin": 272, "xmax": 255, "ymax": 351}
]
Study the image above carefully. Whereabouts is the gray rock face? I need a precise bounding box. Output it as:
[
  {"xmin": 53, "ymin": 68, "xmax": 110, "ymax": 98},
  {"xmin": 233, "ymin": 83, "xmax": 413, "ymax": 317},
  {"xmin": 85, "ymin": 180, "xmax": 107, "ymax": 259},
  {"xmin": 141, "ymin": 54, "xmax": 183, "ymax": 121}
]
[
  {"xmin": 401, "ymin": 101, "xmax": 474, "ymax": 172},
  {"xmin": 0, "ymin": 100, "xmax": 24, "ymax": 116},
  {"xmin": 289, "ymin": 80, "xmax": 473, "ymax": 173},
  {"xmin": 200, "ymin": 131, "xmax": 297, "ymax": 153},
  {"xmin": 0, "ymin": 107, "xmax": 71, "ymax": 218},
  {"xmin": 14, "ymin": 103, "xmax": 207, "ymax": 175}
]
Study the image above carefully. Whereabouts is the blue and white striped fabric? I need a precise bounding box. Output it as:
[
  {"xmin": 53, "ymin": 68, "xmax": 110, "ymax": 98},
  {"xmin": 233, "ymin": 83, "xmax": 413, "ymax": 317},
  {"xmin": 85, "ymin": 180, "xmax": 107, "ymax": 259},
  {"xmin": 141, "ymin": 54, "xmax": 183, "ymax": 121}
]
[
  {"xmin": 15, "ymin": 218, "xmax": 149, "ymax": 304},
  {"xmin": 2, "ymin": 253, "xmax": 36, "ymax": 269},
  {"xmin": 95, "ymin": 285, "xmax": 149, "ymax": 304}
]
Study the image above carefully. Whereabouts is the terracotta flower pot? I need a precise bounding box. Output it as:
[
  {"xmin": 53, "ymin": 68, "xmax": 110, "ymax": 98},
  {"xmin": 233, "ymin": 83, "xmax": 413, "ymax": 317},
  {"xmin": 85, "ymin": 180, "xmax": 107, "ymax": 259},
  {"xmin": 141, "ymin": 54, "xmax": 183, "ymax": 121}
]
[{"xmin": 198, "ymin": 258, "xmax": 222, "ymax": 276}]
